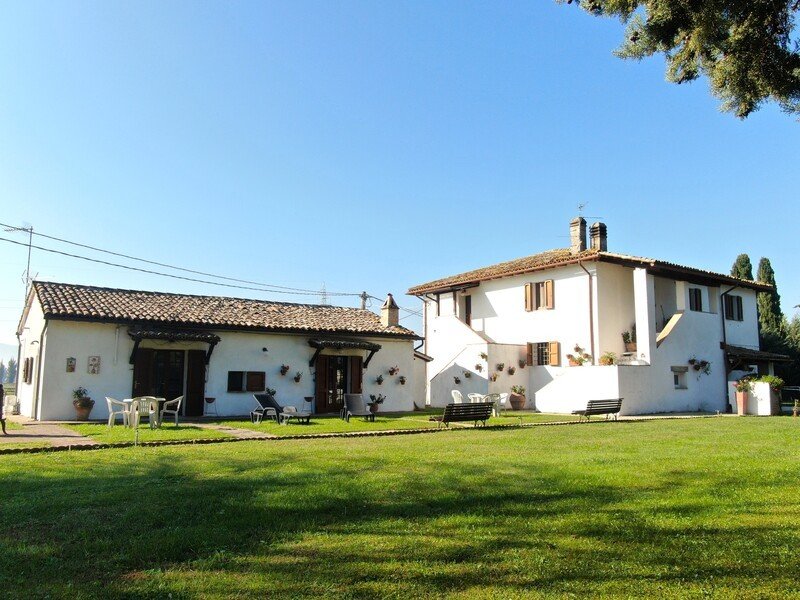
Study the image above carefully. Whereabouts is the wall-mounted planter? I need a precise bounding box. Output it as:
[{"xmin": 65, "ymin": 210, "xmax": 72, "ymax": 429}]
[
  {"xmin": 507, "ymin": 367, "xmax": 516, "ymax": 375},
  {"xmin": 453, "ymin": 376, "xmax": 461, "ymax": 385},
  {"xmin": 496, "ymin": 363, "xmax": 504, "ymax": 372},
  {"xmin": 398, "ymin": 376, "xmax": 406, "ymax": 385},
  {"xmin": 463, "ymin": 371, "xmax": 471, "ymax": 378},
  {"xmin": 376, "ymin": 375, "xmax": 384, "ymax": 385},
  {"xmin": 293, "ymin": 372, "xmax": 302, "ymax": 383},
  {"xmin": 388, "ymin": 366, "xmax": 399, "ymax": 376},
  {"xmin": 518, "ymin": 359, "xmax": 526, "ymax": 369},
  {"xmin": 475, "ymin": 364, "xmax": 483, "ymax": 372},
  {"xmin": 280, "ymin": 365, "xmax": 290, "ymax": 376}
]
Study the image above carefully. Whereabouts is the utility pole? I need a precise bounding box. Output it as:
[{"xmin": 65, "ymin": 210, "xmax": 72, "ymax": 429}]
[
  {"xmin": 360, "ymin": 291, "xmax": 368, "ymax": 310},
  {"xmin": 3, "ymin": 223, "xmax": 33, "ymax": 302}
]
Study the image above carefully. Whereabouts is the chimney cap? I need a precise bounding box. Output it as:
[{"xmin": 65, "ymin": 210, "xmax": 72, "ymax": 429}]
[{"xmin": 381, "ymin": 293, "xmax": 399, "ymax": 309}]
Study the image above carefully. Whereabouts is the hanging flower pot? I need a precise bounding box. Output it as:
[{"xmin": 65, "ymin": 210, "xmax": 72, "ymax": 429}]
[
  {"xmin": 280, "ymin": 365, "xmax": 290, "ymax": 376},
  {"xmin": 293, "ymin": 372, "xmax": 303, "ymax": 383}
]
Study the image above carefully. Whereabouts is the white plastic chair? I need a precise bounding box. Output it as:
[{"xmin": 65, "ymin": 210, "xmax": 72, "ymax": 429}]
[
  {"xmin": 159, "ymin": 396, "xmax": 183, "ymax": 427},
  {"xmin": 468, "ymin": 393, "xmax": 485, "ymax": 404},
  {"xmin": 106, "ymin": 397, "xmax": 131, "ymax": 427},
  {"xmin": 131, "ymin": 396, "xmax": 159, "ymax": 429},
  {"xmin": 496, "ymin": 393, "xmax": 509, "ymax": 416},
  {"xmin": 451, "ymin": 390, "xmax": 464, "ymax": 404}
]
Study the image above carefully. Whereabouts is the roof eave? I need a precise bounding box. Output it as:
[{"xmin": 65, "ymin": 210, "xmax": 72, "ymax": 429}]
[{"xmin": 407, "ymin": 254, "xmax": 601, "ymax": 296}]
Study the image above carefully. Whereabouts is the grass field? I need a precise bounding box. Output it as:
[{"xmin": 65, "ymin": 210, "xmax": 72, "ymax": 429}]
[
  {"xmin": 63, "ymin": 423, "xmax": 232, "ymax": 444},
  {"xmin": 1, "ymin": 417, "xmax": 798, "ymax": 598}
]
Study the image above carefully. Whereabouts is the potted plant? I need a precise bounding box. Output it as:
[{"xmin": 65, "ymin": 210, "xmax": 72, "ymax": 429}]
[
  {"xmin": 507, "ymin": 366, "xmax": 516, "ymax": 375},
  {"xmin": 480, "ymin": 352, "xmax": 488, "ymax": 360},
  {"xmin": 496, "ymin": 363, "xmax": 505, "ymax": 372},
  {"xmin": 453, "ymin": 376, "xmax": 461, "ymax": 384},
  {"xmin": 489, "ymin": 373, "xmax": 498, "ymax": 382},
  {"xmin": 622, "ymin": 324, "xmax": 637, "ymax": 353},
  {"xmin": 376, "ymin": 374, "xmax": 384, "ymax": 385},
  {"xmin": 509, "ymin": 385, "xmax": 526, "ymax": 410},
  {"xmin": 72, "ymin": 386, "xmax": 94, "ymax": 421},
  {"xmin": 280, "ymin": 365, "xmax": 290, "ymax": 376},
  {"xmin": 398, "ymin": 375, "xmax": 406, "ymax": 385},
  {"xmin": 566, "ymin": 345, "xmax": 592, "ymax": 366},
  {"xmin": 733, "ymin": 377, "xmax": 753, "ymax": 416},
  {"xmin": 599, "ymin": 351, "xmax": 616, "ymax": 366},
  {"xmin": 368, "ymin": 394, "xmax": 385, "ymax": 414},
  {"xmin": 518, "ymin": 359, "xmax": 526, "ymax": 369},
  {"xmin": 688, "ymin": 357, "xmax": 711, "ymax": 376},
  {"xmin": 388, "ymin": 366, "xmax": 399, "ymax": 376},
  {"xmin": 293, "ymin": 371, "xmax": 303, "ymax": 383},
  {"xmin": 475, "ymin": 363, "xmax": 483, "ymax": 372},
  {"xmin": 463, "ymin": 371, "xmax": 472, "ymax": 378}
]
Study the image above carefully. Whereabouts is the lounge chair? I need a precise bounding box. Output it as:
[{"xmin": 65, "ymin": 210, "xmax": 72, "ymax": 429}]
[
  {"xmin": 343, "ymin": 393, "xmax": 374, "ymax": 422},
  {"xmin": 251, "ymin": 393, "xmax": 280, "ymax": 423},
  {"xmin": 451, "ymin": 390, "xmax": 464, "ymax": 404}
]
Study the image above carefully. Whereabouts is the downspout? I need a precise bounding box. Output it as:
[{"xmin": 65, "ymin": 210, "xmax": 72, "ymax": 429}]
[
  {"xmin": 720, "ymin": 285, "xmax": 740, "ymax": 412},
  {"xmin": 32, "ymin": 321, "xmax": 47, "ymax": 420},
  {"xmin": 578, "ymin": 261, "xmax": 596, "ymax": 364}
]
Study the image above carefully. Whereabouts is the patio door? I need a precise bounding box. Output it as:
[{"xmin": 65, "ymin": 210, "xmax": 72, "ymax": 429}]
[
  {"xmin": 133, "ymin": 349, "xmax": 206, "ymax": 415},
  {"xmin": 314, "ymin": 355, "xmax": 362, "ymax": 413}
]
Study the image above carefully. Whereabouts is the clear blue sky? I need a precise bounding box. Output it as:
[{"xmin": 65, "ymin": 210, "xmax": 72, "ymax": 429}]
[{"xmin": 1, "ymin": 1, "xmax": 798, "ymax": 352}]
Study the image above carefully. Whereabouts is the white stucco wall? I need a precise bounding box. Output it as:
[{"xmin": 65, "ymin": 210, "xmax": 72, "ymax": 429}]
[
  {"xmin": 16, "ymin": 297, "xmax": 46, "ymax": 419},
  {"xmin": 29, "ymin": 315, "xmax": 418, "ymax": 420},
  {"xmin": 595, "ymin": 263, "xmax": 635, "ymax": 357},
  {"xmin": 723, "ymin": 289, "xmax": 759, "ymax": 348},
  {"xmin": 727, "ymin": 382, "xmax": 780, "ymax": 416}
]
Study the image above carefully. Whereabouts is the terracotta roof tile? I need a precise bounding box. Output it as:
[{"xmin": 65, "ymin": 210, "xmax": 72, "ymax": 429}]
[
  {"xmin": 32, "ymin": 281, "xmax": 419, "ymax": 339},
  {"xmin": 407, "ymin": 248, "xmax": 770, "ymax": 295}
]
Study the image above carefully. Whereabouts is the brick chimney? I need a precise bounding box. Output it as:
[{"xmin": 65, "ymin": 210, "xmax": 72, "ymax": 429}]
[
  {"xmin": 570, "ymin": 217, "xmax": 587, "ymax": 255},
  {"xmin": 589, "ymin": 222, "xmax": 607, "ymax": 251},
  {"xmin": 380, "ymin": 293, "xmax": 399, "ymax": 327}
]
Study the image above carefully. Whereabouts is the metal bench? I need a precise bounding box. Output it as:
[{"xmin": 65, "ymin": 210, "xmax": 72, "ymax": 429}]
[
  {"xmin": 572, "ymin": 398, "xmax": 623, "ymax": 422},
  {"xmin": 431, "ymin": 402, "xmax": 494, "ymax": 429}
]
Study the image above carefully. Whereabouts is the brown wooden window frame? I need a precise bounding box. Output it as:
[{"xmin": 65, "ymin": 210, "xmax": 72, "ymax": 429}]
[
  {"xmin": 527, "ymin": 341, "xmax": 560, "ymax": 366},
  {"xmin": 228, "ymin": 371, "xmax": 267, "ymax": 392},
  {"xmin": 688, "ymin": 287, "xmax": 703, "ymax": 312},
  {"xmin": 724, "ymin": 294, "xmax": 744, "ymax": 321},
  {"xmin": 525, "ymin": 280, "xmax": 555, "ymax": 311}
]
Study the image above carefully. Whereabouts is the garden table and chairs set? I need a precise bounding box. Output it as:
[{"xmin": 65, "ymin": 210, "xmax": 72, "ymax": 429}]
[
  {"xmin": 105, "ymin": 395, "xmax": 183, "ymax": 429},
  {"xmin": 450, "ymin": 390, "xmax": 508, "ymax": 416}
]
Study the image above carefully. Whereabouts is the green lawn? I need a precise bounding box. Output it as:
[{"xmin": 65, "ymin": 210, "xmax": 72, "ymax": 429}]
[
  {"xmin": 2, "ymin": 420, "xmax": 23, "ymax": 431},
  {"xmin": 214, "ymin": 411, "xmax": 570, "ymax": 436},
  {"xmin": 0, "ymin": 441, "xmax": 50, "ymax": 450},
  {"xmin": 1, "ymin": 418, "xmax": 798, "ymax": 598},
  {"xmin": 64, "ymin": 423, "xmax": 232, "ymax": 444}
]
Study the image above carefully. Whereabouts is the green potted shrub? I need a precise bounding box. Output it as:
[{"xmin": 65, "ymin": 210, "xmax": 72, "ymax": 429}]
[
  {"xmin": 733, "ymin": 377, "xmax": 753, "ymax": 416},
  {"xmin": 368, "ymin": 394, "xmax": 385, "ymax": 414},
  {"xmin": 622, "ymin": 324, "xmax": 637, "ymax": 353},
  {"xmin": 72, "ymin": 386, "xmax": 94, "ymax": 421},
  {"xmin": 509, "ymin": 385, "xmax": 526, "ymax": 411},
  {"xmin": 599, "ymin": 351, "xmax": 616, "ymax": 366}
]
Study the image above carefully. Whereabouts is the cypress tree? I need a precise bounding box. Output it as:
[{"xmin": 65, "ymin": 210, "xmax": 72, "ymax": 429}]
[
  {"xmin": 730, "ymin": 254, "xmax": 753, "ymax": 280},
  {"xmin": 756, "ymin": 257, "xmax": 783, "ymax": 333}
]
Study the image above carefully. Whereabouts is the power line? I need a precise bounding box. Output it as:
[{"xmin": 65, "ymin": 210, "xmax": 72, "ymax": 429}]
[
  {"xmin": 0, "ymin": 220, "xmax": 359, "ymax": 297},
  {"xmin": 0, "ymin": 236, "xmax": 360, "ymax": 298}
]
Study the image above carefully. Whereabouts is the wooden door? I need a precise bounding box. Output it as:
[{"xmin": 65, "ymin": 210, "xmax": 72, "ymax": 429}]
[
  {"xmin": 132, "ymin": 348, "xmax": 155, "ymax": 397},
  {"xmin": 185, "ymin": 350, "xmax": 206, "ymax": 417},
  {"xmin": 315, "ymin": 355, "xmax": 330, "ymax": 413},
  {"xmin": 349, "ymin": 356, "xmax": 363, "ymax": 393}
]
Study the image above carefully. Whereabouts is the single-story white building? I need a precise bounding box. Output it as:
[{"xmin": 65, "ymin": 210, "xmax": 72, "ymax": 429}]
[{"xmin": 16, "ymin": 281, "xmax": 422, "ymax": 421}]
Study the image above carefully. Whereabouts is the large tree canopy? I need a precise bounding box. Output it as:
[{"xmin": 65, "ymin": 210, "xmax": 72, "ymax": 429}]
[
  {"xmin": 561, "ymin": 0, "xmax": 800, "ymax": 118},
  {"xmin": 757, "ymin": 257, "xmax": 783, "ymax": 332},
  {"xmin": 730, "ymin": 253, "xmax": 754, "ymax": 279}
]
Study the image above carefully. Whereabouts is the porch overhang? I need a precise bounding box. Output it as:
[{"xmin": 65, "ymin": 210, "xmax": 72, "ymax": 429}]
[
  {"xmin": 723, "ymin": 344, "xmax": 791, "ymax": 372},
  {"xmin": 128, "ymin": 328, "xmax": 221, "ymax": 365},
  {"xmin": 308, "ymin": 338, "xmax": 382, "ymax": 368}
]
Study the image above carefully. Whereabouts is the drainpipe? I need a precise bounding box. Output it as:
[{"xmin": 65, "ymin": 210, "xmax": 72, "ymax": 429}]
[
  {"xmin": 578, "ymin": 262, "xmax": 596, "ymax": 364},
  {"xmin": 720, "ymin": 285, "xmax": 740, "ymax": 412}
]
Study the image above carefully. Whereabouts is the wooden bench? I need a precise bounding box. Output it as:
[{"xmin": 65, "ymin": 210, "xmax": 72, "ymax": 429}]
[
  {"xmin": 431, "ymin": 402, "xmax": 494, "ymax": 429},
  {"xmin": 572, "ymin": 398, "xmax": 623, "ymax": 422}
]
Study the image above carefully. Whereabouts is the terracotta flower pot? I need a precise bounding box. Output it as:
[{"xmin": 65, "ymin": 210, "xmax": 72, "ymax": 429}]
[
  {"xmin": 72, "ymin": 398, "xmax": 95, "ymax": 421},
  {"xmin": 368, "ymin": 403, "xmax": 379, "ymax": 414},
  {"xmin": 509, "ymin": 393, "xmax": 526, "ymax": 411},
  {"xmin": 736, "ymin": 391, "xmax": 748, "ymax": 416},
  {"xmin": 568, "ymin": 358, "xmax": 582, "ymax": 367},
  {"xmin": 624, "ymin": 342, "xmax": 637, "ymax": 353}
]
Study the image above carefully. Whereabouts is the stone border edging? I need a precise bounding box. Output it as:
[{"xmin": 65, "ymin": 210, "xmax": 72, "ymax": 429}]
[{"xmin": 0, "ymin": 414, "xmax": 721, "ymax": 456}]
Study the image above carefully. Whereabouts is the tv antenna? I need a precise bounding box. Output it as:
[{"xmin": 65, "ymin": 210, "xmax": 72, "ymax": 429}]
[{"xmin": 3, "ymin": 222, "xmax": 33, "ymax": 302}]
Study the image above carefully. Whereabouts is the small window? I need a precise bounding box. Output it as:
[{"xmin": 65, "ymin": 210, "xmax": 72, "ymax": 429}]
[
  {"xmin": 227, "ymin": 371, "xmax": 244, "ymax": 392},
  {"xmin": 22, "ymin": 357, "xmax": 33, "ymax": 384},
  {"xmin": 671, "ymin": 366, "xmax": 688, "ymax": 389},
  {"xmin": 525, "ymin": 280, "xmax": 554, "ymax": 311},
  {"xmin": 527, "ymin": 341, "xmax": 560, "ymax": 366},
  {"xmin": 689, "ymin": 288, "xmax": 703, "ymax": 312},
  {"xmin": 464, "ymin": 295, "xmax": 472, "ymax": 327},
  {"xmin": 724, "ymin": 295, "xmax": 744, "ymax": 321}
]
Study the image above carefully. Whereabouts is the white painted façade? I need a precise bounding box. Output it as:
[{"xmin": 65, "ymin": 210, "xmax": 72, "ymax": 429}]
[
  {"xmin": 408, "ymin": 218, "xmax": 785, "ymax": 415},
  {"xmin": 16, "ymin": 282, "xmax": 424, "ymax": 421}
]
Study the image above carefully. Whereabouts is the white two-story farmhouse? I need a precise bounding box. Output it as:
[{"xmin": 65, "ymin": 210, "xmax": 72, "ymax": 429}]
[{"xmin": 409, "ymin": 218, "xmax": 784, "ymax": 415}]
